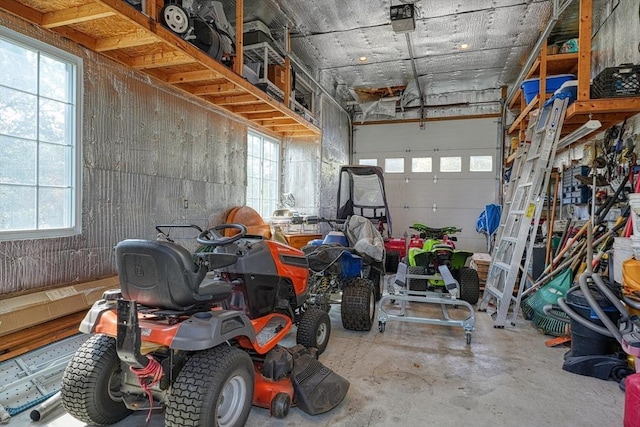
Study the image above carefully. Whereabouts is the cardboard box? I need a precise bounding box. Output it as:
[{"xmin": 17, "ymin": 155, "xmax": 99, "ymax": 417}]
[
  {"xmin": 0, "ymin": 276, "xmax": 119, "ymax": 337},
  {"xmin": 268, "ymin": 64, "xmax": 287, "ymax": 91}
]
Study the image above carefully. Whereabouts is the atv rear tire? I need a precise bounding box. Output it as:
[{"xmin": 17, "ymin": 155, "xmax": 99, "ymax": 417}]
[
  {"xmin": 341, "ymin": 278, "xmax": 375, "ymax": 331},
  {"xmin": 61, "ymin": 334, "xmax": 131, "ymax": 425},
  {"xmin": 166, "ymin": 346, "xmax": 253, "ymax": 427},
  {"xmin": 368, "ymin": 267, "xmax": 383, "ymax": 301},
  {"xmin": 297, "ymin": 308, "xmax": 331, "ymax": 355},
  {"xmin": 407, "ymin": 266, "xmax": 428, "ymax": 291},
  {"xmin": 456, "ymin": 267, "xmax": 480, "ymax": 304},
  {"xmin": 385, "ymin": 250, "xmax": 400, "ymax": 273}
]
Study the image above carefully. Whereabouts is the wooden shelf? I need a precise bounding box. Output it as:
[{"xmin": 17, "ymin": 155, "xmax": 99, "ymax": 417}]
[
  {"xmin": 0, "ymin": 0, "xmax": 321, "ymax": 138},
  {"xmin": 508, "ymin": 53, "xmax": 579, "ymax": 110},
  {"xmin": 507, "ymin": 1, "xmax": 640, "ymax": 143}
]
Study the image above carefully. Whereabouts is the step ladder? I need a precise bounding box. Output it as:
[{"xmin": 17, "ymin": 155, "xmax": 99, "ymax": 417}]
[{"xmin": 479, "ymin": 95, "xmax": 570, "ymax": 328}]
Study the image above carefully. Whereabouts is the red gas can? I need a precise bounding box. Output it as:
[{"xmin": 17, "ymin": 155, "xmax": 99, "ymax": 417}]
[{"xmin": 625, "ymin": 373, "xmax": 640, "ymax": 427}]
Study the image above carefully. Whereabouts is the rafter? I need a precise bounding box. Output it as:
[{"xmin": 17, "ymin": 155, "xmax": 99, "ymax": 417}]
[{"xmin": 41, "ymin": 3, "xmax": 115, "ymax": 28}]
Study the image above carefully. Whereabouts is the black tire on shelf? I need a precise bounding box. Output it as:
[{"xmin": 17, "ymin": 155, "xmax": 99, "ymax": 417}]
[
  {"xmin": 61, "ymin": 334, "xmax": 132, "ymax": 426},
  {"xmin": 407, "ymin": 266, "xmax": 427, "ymax": 291},
  {"xmin": 456, "ymin": 267, "xmax": 480, "ymax": 304},
  {"xmin": 385, "ymin": 251, "xmax": 400, "ymax": 273},
  {"xmin": 296, "ymin": 307, "xmax": 331, "ymax": 355},
  {"xmin": 368, "ymin": 267, "xmax": 384, "ymax": 301},
  {"xmin": 165, "ymin": 346, "xmax": 254, "ymax": 427},
  {"xmin": 341, "ymin": 277, "xmax": 375, "ymax": 331}
]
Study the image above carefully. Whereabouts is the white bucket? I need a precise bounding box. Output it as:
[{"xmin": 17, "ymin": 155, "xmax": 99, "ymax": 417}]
[
  {"xmin": 628, "ymin": 193, "xmax": 640, "ymax": 237},
  {"xmin": 613, "ymin": 236, "xmax": 635, "ymax": 284}
]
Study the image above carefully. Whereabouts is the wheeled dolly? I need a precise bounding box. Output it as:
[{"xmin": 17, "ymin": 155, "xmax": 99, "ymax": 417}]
[{"xmin": 377, "ymin": 263, "xmax": 475, "ymax": 344}]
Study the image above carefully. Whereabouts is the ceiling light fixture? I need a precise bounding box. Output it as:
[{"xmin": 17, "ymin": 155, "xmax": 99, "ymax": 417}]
[
  {"xmin": 358, "ymin": 56, "xmax": 368, "ymax": 62},
  {"xmin": 459, "ymin": 43, "xmax": 470, "ymax": 50},
  {"xmin": 557, "ymin": 119, "xmax": 602, "ymax": 150}
]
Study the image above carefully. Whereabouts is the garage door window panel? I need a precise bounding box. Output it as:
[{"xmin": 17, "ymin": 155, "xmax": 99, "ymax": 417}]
[
  {"xmin": 411, "ymin": 157, "xmax": 432, "ymax": 173},
  {"xmin": 385, "ymin": 158, "xmax": 404, "ymax": 173},
  {"xmin": 440, "ymin": 156, "xmax": 461, "ymax": 173}
]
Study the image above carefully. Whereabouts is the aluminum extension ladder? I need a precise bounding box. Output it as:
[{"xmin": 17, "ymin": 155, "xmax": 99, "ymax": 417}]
[{"xmin": 478, "ymin": 95, "xmax": 570, "ymax": 328}]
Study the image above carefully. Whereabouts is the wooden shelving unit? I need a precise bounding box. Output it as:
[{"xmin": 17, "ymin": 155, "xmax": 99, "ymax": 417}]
[
  {"xmin": 507, "ymin": 0, "xmax": 640, "ymax": 147},
  {"xmin": 0, "ymin": 0, "xmax": 321, "ymax": 138}
]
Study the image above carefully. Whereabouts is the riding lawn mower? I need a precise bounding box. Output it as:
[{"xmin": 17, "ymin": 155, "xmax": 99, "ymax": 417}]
[{"xmin": 60, "ymin": 223, "xmax": 349, "ymax": 426}]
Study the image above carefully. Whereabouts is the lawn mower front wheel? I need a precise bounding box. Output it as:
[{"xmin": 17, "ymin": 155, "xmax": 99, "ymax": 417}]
[
  {"xmin": 166, "ymin": 345, "xmax": 254, "ymax": 427},
  {"xmin": 297, "ymin": 308, "xmax": 331, "ymax": 355}
]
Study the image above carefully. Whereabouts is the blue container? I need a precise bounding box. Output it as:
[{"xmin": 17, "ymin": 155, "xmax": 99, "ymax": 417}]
[
  {"xmin": 555, "ymin": 80, "xmax": 578, "ymax": 105},
  {"xmin": 521, "ymin": 74, "xmax": 576, "ymax": 104},
  {"xmin": 323, "ymin": 231, "xmax": 349, "ymax": 246},
  {"xmin": 308, "ymin": 239, "xmax": 324, "ymax": 246},
  {"xmin": 339, "ymin": 252, "xmax": 362, "ymax": 279}
]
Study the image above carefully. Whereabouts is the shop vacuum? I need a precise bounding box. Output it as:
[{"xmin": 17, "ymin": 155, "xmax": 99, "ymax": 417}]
[
  {"xmin": 557, "ymin": 281, "xmax": 630, "ymax": 382},
  {"xmin": 547, "ymin": 271, "xmax": 640, "ymax": 426}
]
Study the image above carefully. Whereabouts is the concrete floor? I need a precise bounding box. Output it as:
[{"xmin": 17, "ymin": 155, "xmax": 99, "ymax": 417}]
[{"xmin": 10, "ymin": 294, "xmax": 625, "ymax": 427}]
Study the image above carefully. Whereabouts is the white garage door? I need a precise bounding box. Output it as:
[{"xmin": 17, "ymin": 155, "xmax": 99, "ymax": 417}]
[{"xmin": 353, "ymin": 118, "xmax": 500, "ymax": 254}]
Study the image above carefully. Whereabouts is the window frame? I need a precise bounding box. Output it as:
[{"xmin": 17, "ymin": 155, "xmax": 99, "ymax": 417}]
[
  {"xmin": 246, "ymin": 130, "xmax": 280, "ymax": 218},
  {"xmin": 0, "ymin": 26, "xmax": 83, "ymax": 241}
]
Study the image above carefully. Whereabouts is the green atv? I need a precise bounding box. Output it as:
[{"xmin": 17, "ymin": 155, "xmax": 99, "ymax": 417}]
[{"xmin": 405, "ymin": 224, "xmax": 480, "ymax": 304}]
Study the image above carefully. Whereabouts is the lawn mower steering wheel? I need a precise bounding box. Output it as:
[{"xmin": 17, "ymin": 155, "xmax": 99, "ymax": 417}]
[{"xmin": 197, "ymin": 224, "xmax": 247, "ymax": 247}]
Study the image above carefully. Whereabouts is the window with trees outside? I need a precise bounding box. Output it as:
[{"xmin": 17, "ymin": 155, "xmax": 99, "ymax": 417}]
[
  {"xmin": 246, "ymin": 131, "xmax": 280, "ymax": 218},
  {"xmin": 0, "ymin": 27, "xmax": 82, "ymax": 240}
]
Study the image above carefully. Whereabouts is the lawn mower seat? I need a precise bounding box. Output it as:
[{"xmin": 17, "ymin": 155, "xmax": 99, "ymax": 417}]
[{"xmin": 115, "ymin": 239, "xmax": 232, "ymax": 311}]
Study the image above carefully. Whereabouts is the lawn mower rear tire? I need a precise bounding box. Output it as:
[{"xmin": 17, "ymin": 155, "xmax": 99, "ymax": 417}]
[
  {"xmin": 341, "ymin": 278, "xmax": 375, "ymax": 331},
  {"xmin": 61, "ymin": 334, "xmax": 132, "ymax": 426}
]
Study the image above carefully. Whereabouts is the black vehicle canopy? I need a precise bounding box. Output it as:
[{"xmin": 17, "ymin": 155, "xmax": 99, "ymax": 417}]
[{"xmin": 336, "ymin": 165, "xmax": 392, "ymax": 237}]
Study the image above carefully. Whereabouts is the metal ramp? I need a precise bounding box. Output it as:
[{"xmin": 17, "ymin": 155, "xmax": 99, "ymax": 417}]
[
  {"xmin": 478, "ymin": 95, "xmax": 570, "ymax": 328},
  {"xmin": 0, "ymin": 334, "xmax": 87, "ymax": 421},
  {"xmin": 378, "ymin": 263, "xmax": 475, "ymax": 345}
]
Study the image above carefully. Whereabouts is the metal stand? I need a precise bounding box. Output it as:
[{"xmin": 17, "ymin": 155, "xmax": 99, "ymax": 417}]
[{"xmin": 377, "ymin": 263, "xmax": 475, "ymax": 344}]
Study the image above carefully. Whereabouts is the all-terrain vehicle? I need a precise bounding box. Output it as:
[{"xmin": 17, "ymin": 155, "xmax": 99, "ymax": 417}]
[
  {"xmin": 61, "ymin": 224, "xmax": 348, "ymax": 426},
  {"xmin": 405, "ymin": 223, "xmax": 480, "ymax": 304},
  {"xmin": 303, "ymin": 215, "xmax": 385, "ymax": 332}
]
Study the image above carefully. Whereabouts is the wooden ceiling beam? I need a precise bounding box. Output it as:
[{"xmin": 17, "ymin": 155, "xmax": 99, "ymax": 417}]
[
  {"xmin": 244, "ymin": 112, "xmax": 288, "ymax": 120},
  {"xmin": 265, "ymin": 124, "xmax": 309, "ymax": 132},
  {"xmin": 212, "ymin": 94, "xmax": 260, "ymax": 106},
  {"xmin": 127, "ymin": 51, "xmax": 196, "ymax": 69},
  {"xmin": 94, "ymin": 29, "xmax": 159, "ymax": 51},
  {"xmin": 41, "ymin": 3, "xmax": 115, "ymax": 29},
  {"xmin": 231, "ymin": 104, "xmax": 279, "ymax": 114},
  {"xmin": 189, "ymin": 82, "xmax": 240, "ymax": 96},
  {"xmin": 164, "ymin": 70, "xmax": 225, "ymax": 84},
  {"xmin": 258, "ymin": 119, "xmax": 298, "ymax": 126}
]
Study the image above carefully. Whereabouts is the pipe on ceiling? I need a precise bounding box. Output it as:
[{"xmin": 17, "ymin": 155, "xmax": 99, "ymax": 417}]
[{"xmin": 405, "ymin": 32, "xmax": 425, "ymax": 128}]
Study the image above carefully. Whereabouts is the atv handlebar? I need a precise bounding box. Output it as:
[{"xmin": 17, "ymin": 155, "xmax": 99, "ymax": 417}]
[
  {"xmin": 410, "ymin": 224, "xmax": 462, "ymax": 239},
  {"xmin": 197, "ymin": 224, "xmax": 247, "ymax": 247}
]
